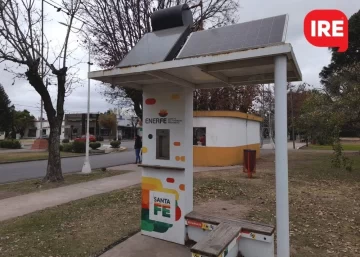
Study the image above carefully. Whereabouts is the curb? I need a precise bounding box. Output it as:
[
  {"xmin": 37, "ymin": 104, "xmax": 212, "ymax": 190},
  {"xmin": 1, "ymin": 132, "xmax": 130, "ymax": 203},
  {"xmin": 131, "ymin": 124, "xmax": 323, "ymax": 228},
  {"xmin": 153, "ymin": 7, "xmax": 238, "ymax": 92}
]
[
  {"xmin": 0, "ymin": 147, "xmax": 129, "ymax": 165},
  {"xmin": 104, "ymin": 147, "xmax": 128, "ymax": 154},
  {"xmin": 298, "ymin": 144, "xmax": 308, "ymax": 150},
  {"xmin": 0, "ymin": 152, "xmax": 108, "ymax": 165}
]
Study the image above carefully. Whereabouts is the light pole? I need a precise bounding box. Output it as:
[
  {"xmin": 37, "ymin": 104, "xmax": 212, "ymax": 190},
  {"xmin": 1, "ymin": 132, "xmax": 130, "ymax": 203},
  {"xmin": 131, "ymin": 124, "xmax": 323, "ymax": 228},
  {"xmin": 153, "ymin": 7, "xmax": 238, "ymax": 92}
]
[
  {"xmin": 59, "ymin": 21, "xmax": 92, "ymax": 173},
  {"xmin": 82, "ymin": 37, "xmax": 92, "ymax": 173}
]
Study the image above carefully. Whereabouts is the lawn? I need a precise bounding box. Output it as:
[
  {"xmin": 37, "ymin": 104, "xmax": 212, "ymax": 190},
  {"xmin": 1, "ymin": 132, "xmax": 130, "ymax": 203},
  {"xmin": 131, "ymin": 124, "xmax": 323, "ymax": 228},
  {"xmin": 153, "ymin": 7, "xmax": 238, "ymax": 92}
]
[
  {"xmin": 0, "ymin": 169, "xmax": 132, "ymax": 200},
  {"xmin": 0, "ymin": 151, "xmax": 359, "ymax": 257},
  {"xmin": 0, "ymin": 151, "xmax": 83, "ymax": 163},
  {"xmin": 308, "ymin": 144, "xmax": 360, "ymax": 151}
]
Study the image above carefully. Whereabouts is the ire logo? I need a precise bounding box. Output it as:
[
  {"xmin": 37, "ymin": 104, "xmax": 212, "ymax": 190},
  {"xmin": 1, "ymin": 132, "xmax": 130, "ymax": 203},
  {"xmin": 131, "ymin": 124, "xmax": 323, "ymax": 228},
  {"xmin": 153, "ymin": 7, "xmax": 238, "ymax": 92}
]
[{"xmin": 304, "ymin": 10, "xmax": 348, "ymax": 52}]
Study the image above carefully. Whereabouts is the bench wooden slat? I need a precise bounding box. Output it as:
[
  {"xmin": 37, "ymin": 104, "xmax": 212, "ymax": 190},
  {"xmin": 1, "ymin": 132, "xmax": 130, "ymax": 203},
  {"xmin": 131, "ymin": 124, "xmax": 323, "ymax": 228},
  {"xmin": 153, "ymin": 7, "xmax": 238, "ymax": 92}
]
[
  {"xmin": 186, "ymin": 211, "xmax": 275, "ymax": 236},
  {"xmin": 191, "ymin": 222, "xmax": 241, "ymax": 257}
]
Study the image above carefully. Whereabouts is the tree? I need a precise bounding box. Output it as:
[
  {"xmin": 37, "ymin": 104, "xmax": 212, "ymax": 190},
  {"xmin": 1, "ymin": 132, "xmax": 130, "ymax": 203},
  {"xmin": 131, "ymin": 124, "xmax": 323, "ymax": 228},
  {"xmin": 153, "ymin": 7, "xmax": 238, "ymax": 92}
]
[
  {"xmin": 0, "ymin": 0, "xmax": 82, "ymax": 182},
  {"xmin": 320, "ymin": 10, "xmax": 360, "ymax": 87},
  {"xmin": 130, "ymin": 116, "xmax": 139, "ymax": 138},
  {"xmin": 82, "ymin": 0, "xmax": 240, "ymax": 119},
  {"xmin": 287, "ymin": 83, "xmax": 311, "ymax": 140},
  {"xmin": 193, "ymin": 85, "xmax": 261, "ymax": 113},
  {"xmin": 13, "ymin": 109, "xmax": 35, "ymax": 138},
  {"xmin": 99, "ymin": 110, "xmax": 117, "ymax": 137},
  {"xmin": 297, "ymin": 89, "xmax": 354, "ymax": 170},
  {"xmin": 0, "ymin": 84, "xmax": 13, "ymax": 136}
]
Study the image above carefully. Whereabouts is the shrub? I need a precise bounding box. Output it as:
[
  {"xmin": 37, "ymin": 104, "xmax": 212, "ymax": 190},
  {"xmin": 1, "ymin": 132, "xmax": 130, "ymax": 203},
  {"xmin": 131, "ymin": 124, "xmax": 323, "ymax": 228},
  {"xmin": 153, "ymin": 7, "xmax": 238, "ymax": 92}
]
[
  {"xmin": 0, "ymin": 140, "xmax": 21, "ymax": 149},
  {"xmin": 110, "ymin": 140, "xmax": 121, "ymax": 148},
  {"xmin": 72, "ymin": 141, "xmax": 86, "ymax": 153},
  {"xmin": 90, "ymin": 142, "xmax": 101, "ymax": 150},
  {"xmin": 62, "ymin": 143, "xmax": 73, "ymax": 152},
  {"xmin": 96, "ymin": 136, "xmax": 104, "ymax": 142},
  {"xmin": 62, "ymin": 139, "xmax": 70, "ymax": 143},
  {"xmin": 59, "ymin": 144, "xmax": 64, "ymax": 151}
]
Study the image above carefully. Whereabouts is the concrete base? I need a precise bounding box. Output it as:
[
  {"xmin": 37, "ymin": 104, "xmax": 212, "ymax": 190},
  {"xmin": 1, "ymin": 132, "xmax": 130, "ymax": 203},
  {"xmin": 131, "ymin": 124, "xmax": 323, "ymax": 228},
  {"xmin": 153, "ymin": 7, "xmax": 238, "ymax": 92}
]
[{"xmin": 100, "ymin": 233, "xmax": 190, "ymax": 257}]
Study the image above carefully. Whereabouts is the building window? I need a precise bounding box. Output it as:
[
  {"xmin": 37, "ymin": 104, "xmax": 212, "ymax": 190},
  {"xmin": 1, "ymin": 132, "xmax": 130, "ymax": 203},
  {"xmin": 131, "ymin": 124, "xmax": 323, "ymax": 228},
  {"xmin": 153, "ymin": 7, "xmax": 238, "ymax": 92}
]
[
  {"xmin": 193, "ymin": 127, "xmax": 206, "ymax": 146},
  {"xmin": 100, "ymin": 128, "xmax": 110, "ymax": 136},
  {"xmin": 156, "ymin": 129, "xmax": 170, "ymax": 160}
]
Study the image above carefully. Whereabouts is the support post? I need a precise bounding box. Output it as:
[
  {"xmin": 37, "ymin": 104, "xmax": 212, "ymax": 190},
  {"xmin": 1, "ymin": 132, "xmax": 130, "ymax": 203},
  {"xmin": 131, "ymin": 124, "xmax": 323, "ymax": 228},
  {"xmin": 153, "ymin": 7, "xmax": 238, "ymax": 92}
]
[{"xmin": 274, "ymin": 55, "xmax": 289, "ymax": 257}]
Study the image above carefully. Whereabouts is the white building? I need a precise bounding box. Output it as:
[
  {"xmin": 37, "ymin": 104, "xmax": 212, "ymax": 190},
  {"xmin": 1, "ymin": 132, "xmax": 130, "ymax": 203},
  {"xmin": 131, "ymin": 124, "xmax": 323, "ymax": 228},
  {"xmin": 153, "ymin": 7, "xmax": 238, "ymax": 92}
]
[
  {"xmin": 117, "ymin": 115, "xmax": 142, "ymax": 139},
  {"xmin": 24, "ymin": 120, "xmax": 66, "ymax": 139}
]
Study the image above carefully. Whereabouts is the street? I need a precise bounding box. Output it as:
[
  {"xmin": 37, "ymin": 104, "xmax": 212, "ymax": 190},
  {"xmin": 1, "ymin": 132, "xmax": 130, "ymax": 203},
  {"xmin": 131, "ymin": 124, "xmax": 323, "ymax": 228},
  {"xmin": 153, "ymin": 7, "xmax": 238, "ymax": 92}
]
[{"xmin": 0, "ymin": 141, "xmax": 136, "ymax": 184}]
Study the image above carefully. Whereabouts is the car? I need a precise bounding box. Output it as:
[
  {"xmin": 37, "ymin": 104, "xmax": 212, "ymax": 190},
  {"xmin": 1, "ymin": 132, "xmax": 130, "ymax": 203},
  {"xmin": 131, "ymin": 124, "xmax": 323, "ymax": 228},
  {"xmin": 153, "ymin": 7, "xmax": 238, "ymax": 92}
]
[{"xmin": 74, "ymin": 135, "xmax": 96, "ymax": 142}]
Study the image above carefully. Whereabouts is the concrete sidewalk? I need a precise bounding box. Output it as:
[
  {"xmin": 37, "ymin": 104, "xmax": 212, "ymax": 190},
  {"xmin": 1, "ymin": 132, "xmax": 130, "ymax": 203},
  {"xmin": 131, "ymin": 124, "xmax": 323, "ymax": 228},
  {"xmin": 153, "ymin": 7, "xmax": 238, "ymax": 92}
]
[
  {"xmin": 100, "ymin": 232, "xmax": 190, "ymax": 257},
  {"xmin": 0, "ymin": 164, "xmax": 241, "ymax": 222},
  {"xmin": 261, "ymin": 141, "xmax": 306, "ymax": 150}
]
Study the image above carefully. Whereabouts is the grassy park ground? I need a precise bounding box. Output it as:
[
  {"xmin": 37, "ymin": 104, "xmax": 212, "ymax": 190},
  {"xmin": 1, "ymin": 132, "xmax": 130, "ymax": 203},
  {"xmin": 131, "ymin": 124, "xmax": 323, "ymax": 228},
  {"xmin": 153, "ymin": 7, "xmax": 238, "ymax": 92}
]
[
  {"xmin": 308, "ymin": 144, "xmax": 360, "ymax": 151},
  {"xmin": 0, "ymin": 169, "xmax": 132, "ymax": 200},
  {"xmin": 0, "ymin": 151, "xmax": 359, "ymax": 257}
]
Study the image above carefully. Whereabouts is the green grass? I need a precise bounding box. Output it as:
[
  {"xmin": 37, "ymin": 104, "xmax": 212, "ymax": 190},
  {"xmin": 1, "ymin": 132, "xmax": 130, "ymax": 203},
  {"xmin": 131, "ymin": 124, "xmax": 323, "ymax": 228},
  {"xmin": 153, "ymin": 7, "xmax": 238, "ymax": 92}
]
[
  {"xmin": 0, "ymin": 151, "xmax": 83, "ymax": 163},
  {"xmin": 309, "ymin": 144, "xmax": 360, "ymax": 151},
  {"xmin": 0, "ymin": 152, "xmax": 359, "ymax": 257},
  {"xmin": 0, "ymin": 169, "xmax": 133, "ymax": 200}
]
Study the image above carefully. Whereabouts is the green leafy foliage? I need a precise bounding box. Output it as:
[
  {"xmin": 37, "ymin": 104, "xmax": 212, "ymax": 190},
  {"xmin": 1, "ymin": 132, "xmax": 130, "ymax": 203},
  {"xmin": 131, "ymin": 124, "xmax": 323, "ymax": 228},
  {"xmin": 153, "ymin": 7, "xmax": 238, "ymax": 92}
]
[
  {"xmin": 320, "ymin": 10, "xmax": 360, "ymax": 86},
  {"xmin": 72, "ymin": 141, "xmax": 86, "ymax": 153},
  {"xmin": 62, "ymin": 139, "xmax": 70, "ymax": 143},
  {"xmin": 0, "ymin": 139, "xmax": 21, "ymax": 149},
  {"xmin": 110, "ymin": 140, "xmax": 121, "ymax": 148},
  {"xmin": 0, "ymin": 84, "xmax": 14, "ymax": 136},
  {"xmin": 61, "ymin": 143, "xmax": 73, "ymax": 153},
  {"xmin": 297, "ymin": 91, "xmax": 346, "ymax": 145},
  {"xmin": 99, "ymin": 110, "xmax": 116, "ymax": 137},
  {"xmin": 13, "ymin": 110, "xmax": 35, "ymax": 138},
  {"xmin": 90, "ymin": 142, "xmax": 101, "ymax": 150}
]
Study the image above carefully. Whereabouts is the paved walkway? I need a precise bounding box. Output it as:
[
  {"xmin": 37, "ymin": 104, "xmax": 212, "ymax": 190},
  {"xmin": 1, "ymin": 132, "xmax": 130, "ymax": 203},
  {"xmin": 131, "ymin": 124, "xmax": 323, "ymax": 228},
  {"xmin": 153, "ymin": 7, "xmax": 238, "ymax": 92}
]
[
  {"xmin": 261, "ymin": 141, "xmax": 306, "ymax": 150},
  {"xmin": 0, "ymin": 164, "xmax": 241, "ymax": 222},
  {"xmin": 100, "ymin": 233, "xmax": 190, "ymax": 257}
]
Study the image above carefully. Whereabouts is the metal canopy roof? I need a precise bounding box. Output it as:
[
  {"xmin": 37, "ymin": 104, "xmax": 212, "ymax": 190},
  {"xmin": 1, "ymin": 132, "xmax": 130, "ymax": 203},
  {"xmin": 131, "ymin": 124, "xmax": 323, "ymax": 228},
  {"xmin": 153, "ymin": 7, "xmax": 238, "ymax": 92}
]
[{"xmin": 89, "ymin": 43, "xmax": 302, "ymax": 90}]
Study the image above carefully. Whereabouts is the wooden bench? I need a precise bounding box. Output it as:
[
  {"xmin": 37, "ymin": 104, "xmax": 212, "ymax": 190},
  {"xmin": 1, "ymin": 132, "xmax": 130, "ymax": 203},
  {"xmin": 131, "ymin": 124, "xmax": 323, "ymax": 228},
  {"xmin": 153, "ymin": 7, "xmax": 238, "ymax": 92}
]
[
  {"xmin": 191, "ymin": 222, "xmax": 242, "ymax": 257},
  {"xmin": 186, "ymin": 211, "xmax": 275, "ymax": 236},
  {"xmin": 186, "ymin": 212, "xmax": 275, "ymax": 257}
]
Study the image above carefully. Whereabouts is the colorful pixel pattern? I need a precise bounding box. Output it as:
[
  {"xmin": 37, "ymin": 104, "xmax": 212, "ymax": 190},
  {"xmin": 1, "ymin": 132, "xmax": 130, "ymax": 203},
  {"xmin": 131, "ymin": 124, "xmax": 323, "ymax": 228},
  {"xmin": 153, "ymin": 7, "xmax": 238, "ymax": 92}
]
[{"xmin": 141, "ymin": 177, "xmax": 182, "ymax": 233}]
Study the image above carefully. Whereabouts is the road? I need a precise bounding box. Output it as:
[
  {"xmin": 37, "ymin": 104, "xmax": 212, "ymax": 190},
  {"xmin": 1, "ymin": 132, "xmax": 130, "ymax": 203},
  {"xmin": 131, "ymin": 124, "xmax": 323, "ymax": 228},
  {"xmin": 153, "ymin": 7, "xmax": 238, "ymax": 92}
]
[{"xmin": 0, "ymin": 141, "xmax": 136, "ymax": 184}]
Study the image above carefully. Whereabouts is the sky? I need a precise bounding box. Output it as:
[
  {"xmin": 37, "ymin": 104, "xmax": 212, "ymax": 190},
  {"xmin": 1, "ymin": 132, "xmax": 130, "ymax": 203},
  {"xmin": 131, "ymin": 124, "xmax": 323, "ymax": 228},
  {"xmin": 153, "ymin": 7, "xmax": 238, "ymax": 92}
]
[{"xmin": 1, "ymin": 0, "xmax": 359, "ymax": 119}]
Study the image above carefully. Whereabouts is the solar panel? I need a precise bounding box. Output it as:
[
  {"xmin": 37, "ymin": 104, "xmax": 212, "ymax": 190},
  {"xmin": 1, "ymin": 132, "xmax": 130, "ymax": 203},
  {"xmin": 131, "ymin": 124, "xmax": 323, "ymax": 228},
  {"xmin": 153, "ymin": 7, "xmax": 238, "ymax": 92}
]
[
  {"xmin": 117, "ymin": 26, "xmax": 190, "ymax": 68},
  {"xmin": 177, "ymin": 14, "xmax": 288, "ymax": 59}
]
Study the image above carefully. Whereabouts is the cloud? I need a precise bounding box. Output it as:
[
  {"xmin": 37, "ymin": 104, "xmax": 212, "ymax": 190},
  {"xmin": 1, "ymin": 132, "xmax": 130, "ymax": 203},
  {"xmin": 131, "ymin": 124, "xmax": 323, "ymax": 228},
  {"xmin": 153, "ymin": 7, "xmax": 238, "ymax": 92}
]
[{"xmin": 239, "ymin": 0, "xmax": 360, "ymax": 87}]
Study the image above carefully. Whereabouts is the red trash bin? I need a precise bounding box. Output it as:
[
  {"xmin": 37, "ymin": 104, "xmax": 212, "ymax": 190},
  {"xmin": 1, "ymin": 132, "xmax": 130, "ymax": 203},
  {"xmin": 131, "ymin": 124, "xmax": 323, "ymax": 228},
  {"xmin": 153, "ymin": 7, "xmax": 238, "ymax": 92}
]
[{"xmin": 243, "ymin": 149, "xmax": 256, "ymax": 178}]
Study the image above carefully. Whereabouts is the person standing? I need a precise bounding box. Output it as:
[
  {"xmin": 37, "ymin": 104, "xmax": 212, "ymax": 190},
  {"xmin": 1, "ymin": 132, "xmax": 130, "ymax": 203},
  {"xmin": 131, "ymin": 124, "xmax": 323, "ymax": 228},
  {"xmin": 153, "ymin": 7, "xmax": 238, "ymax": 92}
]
[
  {"xmin": 134, "ymin": 135, "xmax": 142, "ymax": 164},
  {"xmin": 200, "ymin": 134, "xmax": 206, "ymax": 146}
]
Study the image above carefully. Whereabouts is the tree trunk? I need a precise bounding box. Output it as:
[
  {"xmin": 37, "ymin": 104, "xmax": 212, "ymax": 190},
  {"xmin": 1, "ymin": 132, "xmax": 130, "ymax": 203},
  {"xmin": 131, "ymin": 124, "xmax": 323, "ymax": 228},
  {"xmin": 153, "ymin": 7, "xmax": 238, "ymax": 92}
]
[{"xmin": 43, "ymin": 120, "xmax": 63, "ymax": 182}]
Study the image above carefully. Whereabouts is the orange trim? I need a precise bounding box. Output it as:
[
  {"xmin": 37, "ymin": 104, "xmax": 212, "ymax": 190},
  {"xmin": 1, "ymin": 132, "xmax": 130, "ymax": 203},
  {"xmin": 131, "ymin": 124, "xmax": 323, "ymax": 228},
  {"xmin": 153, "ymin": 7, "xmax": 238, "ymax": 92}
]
[
  {"xmin": 154, "ymin": 203, "xmax": 170, "ymax": 208},
  {"xmin": 193, "ymin": 111, "xmax": 263, "ymax": 122},
  {"xmin": 193, "ymin": 144, "xmax": 260, "ymax": 167}
]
